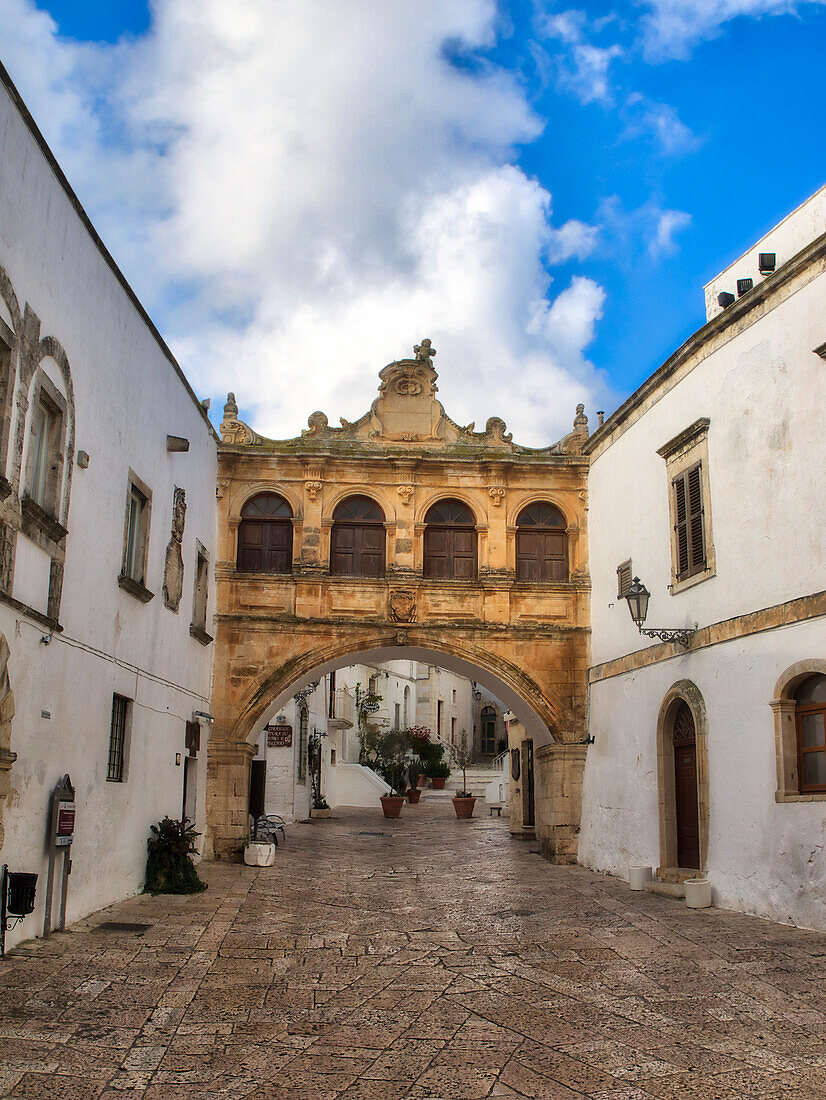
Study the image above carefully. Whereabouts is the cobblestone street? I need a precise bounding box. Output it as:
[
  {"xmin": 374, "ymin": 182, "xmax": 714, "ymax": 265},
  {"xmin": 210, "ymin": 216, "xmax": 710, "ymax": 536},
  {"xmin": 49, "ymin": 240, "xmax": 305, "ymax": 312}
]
[{"xmin": 2, "ymin": 804, "xmax": 826, "ymax": 1099}]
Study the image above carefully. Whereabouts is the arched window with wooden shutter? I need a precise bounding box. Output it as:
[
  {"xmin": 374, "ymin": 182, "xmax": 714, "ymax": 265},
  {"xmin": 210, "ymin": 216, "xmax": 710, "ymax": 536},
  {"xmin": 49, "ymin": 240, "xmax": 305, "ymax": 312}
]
[
  {"xmin": 673, "ymin": 464, "xmax": 706, "ymax": 580},
  {"xmin": 330, "ymin": 496, "xmax": 385, "ymax": 577},
  {"xmin": 423, "ymin": 499, "xmax": 477, "ymax": 580},
  {"xmin": 796, "ymin": 674, "xmax": 826, "ymax": 794},
  {"xmin": 237, "ymin": 493, "xmax": 293, "ymax": 574},
  {"xmin": 516, "ymin": 502, "xmax": 567, "ymax": 582}
]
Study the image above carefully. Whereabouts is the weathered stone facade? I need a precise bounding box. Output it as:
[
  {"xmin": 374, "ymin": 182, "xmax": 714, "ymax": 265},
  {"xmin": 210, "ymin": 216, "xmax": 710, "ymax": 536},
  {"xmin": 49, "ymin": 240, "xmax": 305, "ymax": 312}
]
[{"xmin": 209, "ymin": 344, "xmax": 591, "ymax": 859}]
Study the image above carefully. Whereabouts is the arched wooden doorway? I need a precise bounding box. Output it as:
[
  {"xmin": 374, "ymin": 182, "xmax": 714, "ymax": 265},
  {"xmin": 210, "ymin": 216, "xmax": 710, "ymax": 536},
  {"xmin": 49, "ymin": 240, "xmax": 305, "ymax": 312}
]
[
  {"xmin": 657, "ymin": 682, "xmax": 708, "ymax": 873},
  {"xmin": 672, "ymin": 701, "xmax": 700, "ymax": 869}
]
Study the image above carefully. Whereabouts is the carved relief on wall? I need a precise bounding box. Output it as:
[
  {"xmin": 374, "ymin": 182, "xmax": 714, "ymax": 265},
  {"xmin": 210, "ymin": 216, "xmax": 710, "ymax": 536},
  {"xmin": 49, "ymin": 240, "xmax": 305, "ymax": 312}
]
[
  {"xmin": 0, "ymin": 632, "xmax": 16, "ymax": 848},
  {"xmin": 389, "ymin": 589, "xmax": 417, "ymax": 623},
  {"xmin": 0, "ymin": 520, "xmax": 14, "ymax": 593},
  {"xmin": 47, "ymin": 560, "xmax": 64, "ymax": 620},
  {"xmin": 397, "ymin": 484, "xmax": 414, "ymax": 504},
  {"xmin": 162, "ymin": 487, "xmax": 186, "ymax": 611},
  {"xmin": 488, "ymin": 487, "xmax": 506, "ymax": 507},
  {"xmin": 305, "ymin": 481, "xmax": 322, "ymax": 501}
]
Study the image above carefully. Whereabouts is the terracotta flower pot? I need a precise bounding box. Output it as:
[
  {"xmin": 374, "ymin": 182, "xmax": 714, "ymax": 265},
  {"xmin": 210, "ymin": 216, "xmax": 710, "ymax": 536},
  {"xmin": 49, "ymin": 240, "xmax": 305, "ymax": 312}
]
[
  {"xmin": 380, "ymin": 795, "xmax": 405, "ymax": 818},
  {"xmin": 452, "ymin": 796, "xmax": 476, "ymax": 819},
  {"xmin": 407, "ymin": 788, "xmax": 421, "ymax": 804},
  {"xmin": 310, "ymin": 807, "xmax": 331, "ymax": 819},
  {"xmin": 417, "ymin": 773, "xmax": 426, "ymax": 788},
  {"xmin": 431, "ymin": 778, "xmax": 446, "ymax": 790}
]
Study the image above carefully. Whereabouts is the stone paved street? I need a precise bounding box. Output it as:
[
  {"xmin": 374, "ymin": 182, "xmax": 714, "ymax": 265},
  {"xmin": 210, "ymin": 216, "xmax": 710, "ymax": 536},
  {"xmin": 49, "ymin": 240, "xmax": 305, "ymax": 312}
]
[{"xmin": 2, "ymin": 804, "xmax": 826, "ymax": 1099}]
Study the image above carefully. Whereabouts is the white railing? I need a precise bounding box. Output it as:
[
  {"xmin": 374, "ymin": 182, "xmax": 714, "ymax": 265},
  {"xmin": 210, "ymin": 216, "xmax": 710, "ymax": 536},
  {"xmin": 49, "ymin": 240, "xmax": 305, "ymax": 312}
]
[{"xmin": 491, "ymin": 749, "xmax": 509, "ymax": 772}]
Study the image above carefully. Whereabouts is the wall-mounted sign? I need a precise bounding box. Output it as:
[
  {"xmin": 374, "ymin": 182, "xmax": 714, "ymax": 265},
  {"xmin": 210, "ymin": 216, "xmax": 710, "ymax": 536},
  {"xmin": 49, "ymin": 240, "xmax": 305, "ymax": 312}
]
[
  {"xmin": 266, "ymin": 723, "xmax": 292, "ymax": 748},
  {"xmin": 56, "ymin": 802, "xmax": 75, "ymax": 846}
]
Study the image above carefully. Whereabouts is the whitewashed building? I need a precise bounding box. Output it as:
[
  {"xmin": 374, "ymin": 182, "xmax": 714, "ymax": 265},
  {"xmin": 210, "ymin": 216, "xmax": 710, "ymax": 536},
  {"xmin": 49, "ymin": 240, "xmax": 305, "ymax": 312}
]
[
  {"xmin": 0, "ymin": 63, "xmax": 217, "ymax": 948},
  {"xmin": 580, "ymin": 186, "xmax": 826, "ymax": 929}
]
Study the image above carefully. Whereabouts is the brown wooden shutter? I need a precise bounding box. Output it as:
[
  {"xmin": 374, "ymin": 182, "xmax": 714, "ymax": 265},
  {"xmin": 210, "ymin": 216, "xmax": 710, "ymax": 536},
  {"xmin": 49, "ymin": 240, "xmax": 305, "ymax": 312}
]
[
  {"xmin": 687, "ymin": 464, "xmax": 705, "ymax": 573},
  {"xmin": 616, "ymin": 560, "xmax": 632, "ymax": 598},
  {"xmin": 673, "ymin": 473, "xmax": 689, "ymax": 578}
]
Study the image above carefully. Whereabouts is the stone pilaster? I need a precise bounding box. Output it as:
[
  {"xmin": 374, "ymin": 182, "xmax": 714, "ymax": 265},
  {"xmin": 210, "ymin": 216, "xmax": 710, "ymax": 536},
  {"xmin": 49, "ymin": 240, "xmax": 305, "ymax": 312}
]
[
  {"xmin": 534, "ymin": 742, "xmax": 588, "ymax": 864},
  {"xmin": 205, "ymin": 739, "xmax": 256, "ymax": 861}
]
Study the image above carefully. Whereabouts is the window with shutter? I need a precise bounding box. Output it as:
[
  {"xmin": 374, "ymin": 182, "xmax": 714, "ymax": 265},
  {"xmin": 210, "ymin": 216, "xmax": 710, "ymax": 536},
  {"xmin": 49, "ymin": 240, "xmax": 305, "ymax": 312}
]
[
  {"xmin": 330, "ymin": 495, "xmax": 385, "ymax": 577},
  {"xmin": 673, "ymin": 463, "xmax": 706, "ymax": 580},
  {"xmin": 515, "ymin": 503, "xmax": 567, "ymax": 582},
  {"xmin": 616, "ymin": 560, "xmax": 632, "ymax": 598},
  {"xmin": 423, "ymin": 499, "xmax": 477, "ymax": 580},
  {"xmin": 237, "ymin": 493, "xmax": 293, "ymax": 574}
]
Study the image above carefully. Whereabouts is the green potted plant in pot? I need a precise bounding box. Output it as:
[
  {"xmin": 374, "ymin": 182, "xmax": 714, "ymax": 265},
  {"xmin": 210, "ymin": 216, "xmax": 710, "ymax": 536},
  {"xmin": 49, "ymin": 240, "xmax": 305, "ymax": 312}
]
[
  {"xmin": 145, "ymin": 817, "xmax": 208, "ymax": 892},
  {"xmin": 311, "ymin": 794, "xmax": 331, "ymax": 819},
  {"xmin": 375, "ymin": 729, "xmax": 408, "ymax": 818},
  {"xmin": 428, "ymin": 759, "xmax": 451, "ymax": 790},
  {"xmin": 449, "ymin": 729, "xmax": 476, "ymax": 819}
]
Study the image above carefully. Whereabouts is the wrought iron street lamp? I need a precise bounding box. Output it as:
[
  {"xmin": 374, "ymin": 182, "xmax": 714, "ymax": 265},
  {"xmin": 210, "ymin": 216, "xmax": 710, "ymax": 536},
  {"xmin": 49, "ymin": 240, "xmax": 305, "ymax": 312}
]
[{"xmin": 624, "ymin": 577, "xmax": 695, "ymax": 649}]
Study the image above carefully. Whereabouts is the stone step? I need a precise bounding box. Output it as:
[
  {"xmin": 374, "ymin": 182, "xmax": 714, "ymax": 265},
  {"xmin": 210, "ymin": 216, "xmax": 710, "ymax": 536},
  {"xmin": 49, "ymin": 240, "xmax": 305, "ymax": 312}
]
[{"xmin": 645, "ymin": 880, "xmax": 686, "ymax": 900}]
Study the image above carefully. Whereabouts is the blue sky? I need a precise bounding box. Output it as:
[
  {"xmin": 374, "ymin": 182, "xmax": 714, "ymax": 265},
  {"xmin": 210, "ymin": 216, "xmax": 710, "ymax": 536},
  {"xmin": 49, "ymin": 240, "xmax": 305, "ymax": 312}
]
[{"xmin": 2, "ymin": 0, "xmax": 825, "ymax": 441}]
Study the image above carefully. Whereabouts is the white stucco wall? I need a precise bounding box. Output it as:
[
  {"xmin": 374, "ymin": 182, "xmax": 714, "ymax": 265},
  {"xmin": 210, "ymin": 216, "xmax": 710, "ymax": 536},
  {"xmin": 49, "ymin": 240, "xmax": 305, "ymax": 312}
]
[
  {"xmin": 0, "ymin": 75, "xmax": 217, "ymax": 947},
  {"xmin": 581, "ymin": 619, "xmax": 826, "ymax": 929},
  {"xmin": 589, "ymin": 269, "xmax": 825, "ymax": 670},
  {"xmin": 584, "ymin": 218, "xmax": 826, "ymax": 930}
]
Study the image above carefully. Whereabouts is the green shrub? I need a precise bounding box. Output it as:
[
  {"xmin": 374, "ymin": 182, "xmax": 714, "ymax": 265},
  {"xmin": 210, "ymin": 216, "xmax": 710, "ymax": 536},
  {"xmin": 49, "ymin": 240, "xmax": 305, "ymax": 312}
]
[
  {"xmin": 428, "ymin": 760, "xmax": 451, "ymax": 780},
  {"xmin": 145, "ymin": 817, "xmax": 207, "ymax": 895}
]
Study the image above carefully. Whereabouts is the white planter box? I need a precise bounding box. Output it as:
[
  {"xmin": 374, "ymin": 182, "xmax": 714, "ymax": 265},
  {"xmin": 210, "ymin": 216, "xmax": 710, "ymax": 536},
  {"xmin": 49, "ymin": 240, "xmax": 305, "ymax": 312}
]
[
  {"xmin": 244, "ymin": 841, "xmax": 276, "ymax": 867},
  {"xmin": 628, "ymin": 866, "xmax": 652, "ymax": 891},
  {"xmin": 684, "ymin": 878, "xmax": 712, "ymax": 909}
]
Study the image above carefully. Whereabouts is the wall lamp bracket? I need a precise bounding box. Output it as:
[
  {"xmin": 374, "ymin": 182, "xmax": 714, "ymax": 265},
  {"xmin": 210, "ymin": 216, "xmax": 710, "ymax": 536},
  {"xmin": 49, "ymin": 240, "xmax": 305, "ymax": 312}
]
[{"xmin": 624, "ymin": 577, "xmax": 696, "ymax": 650}]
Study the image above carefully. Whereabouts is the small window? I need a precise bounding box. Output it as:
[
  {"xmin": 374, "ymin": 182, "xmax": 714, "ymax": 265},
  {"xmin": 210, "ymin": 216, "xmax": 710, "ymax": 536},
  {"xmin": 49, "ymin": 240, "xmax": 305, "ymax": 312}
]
[
  {"xmin": 617, "ymin": 560, "xmax": 633, "ymax": 598},
  {"xmin": 437, "ymin": 699, "xmax": 443, "ymax": 736},
  {"xmin": 107, "ymin": 694, "xmax": 129, "ymax": 782},
  {"xmin": 330, "ymin": 496, "xmax": 385, "ymax": 577},
  {"xmin": 28, "ymin": 391, "xmax": 63, "ymax": 516},
  {"xmin": 394, "ymin": 703, "xmax": 401, "ymax": 730},
  {"xmin": 119, "ymin": 472, "xmax": 153, "ymax": 600},
  {"xmin": 673, "ymin": 463, "xmax": 706, "ymax": 581},
  {"xmin": 125, "ymin": 486, "xmax": 146, "ymax": 580},
  {"xmin": 481, "ymin": 705, "xmax": 496, "ymax": 755},
  {"xmin": 423, "ymin": 499, "xmax": 477, "ymax": 580},
  {"xmin": 516, "ymin": 503, "xmax": 567, "ymax": 582},
  {"xmin": 796, "ymin": 674, "xmax": 826, "ymax": 794},
  {"xmin": 237, "ymin": 493, "xmax": 293, "ymax": 574},
  {"xmin": 451, "ymin": 716, "xmax": 457, "ymax": 742}
]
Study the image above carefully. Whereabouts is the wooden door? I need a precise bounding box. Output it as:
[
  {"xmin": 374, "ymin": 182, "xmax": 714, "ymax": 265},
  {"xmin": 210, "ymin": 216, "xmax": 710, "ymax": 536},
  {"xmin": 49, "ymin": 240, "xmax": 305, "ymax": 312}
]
[
  {"xmin": 331, "ymin": 523, "xmax": 385, "ymax": 576},
  {"xmin": 238, "ymin": 520, "xmax": 291, "ymax": 573},
  {"xmin": 522, "ymin": 740, "xmax": 535, "ymax": 827},
  {"xmin": 516, "ymin": 530, "xmax": 566, "ymax": 581},
  {"xmin": 423, "ymin": 526, "xmax": 476, "ymax": 579},
  {"xmin": 674, "ymin": 737, "xmax": 700, "ymax": 869}
]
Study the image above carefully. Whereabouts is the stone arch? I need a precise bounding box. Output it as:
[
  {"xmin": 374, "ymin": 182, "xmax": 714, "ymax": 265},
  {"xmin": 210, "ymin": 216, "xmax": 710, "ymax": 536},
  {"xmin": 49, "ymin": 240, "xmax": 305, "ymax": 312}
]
[
  {"xmin": 507, "ymin": 492, "xmax": 572, "ymax": 530},
  {"xmin": 231, "ymin": 484, "xmax": 301, "ymax": 522},
  {"xmin": 772, "ymin": 659, "xmax": 826, "ymax": 799},
  {"xmin": 205, "ymin": 629, "xmax": 577, "ymax": 860},
  {"xmin": 232, "ymin": 637, "xmax": 561, "ymax": 747},
  {"xmin": 415, "ymin": 490, "xmax": 481, "ymax": 526},
  {"xmin": 323, "ymin": 486, "xmax": 394, "ymax": 524},
  {"xmin": 656, "ymin": 679, "xmax": 709, "ymax": 872},
  {"xmin": 0, "ymin": 632, "xmax": 16, "ymax": 849}
]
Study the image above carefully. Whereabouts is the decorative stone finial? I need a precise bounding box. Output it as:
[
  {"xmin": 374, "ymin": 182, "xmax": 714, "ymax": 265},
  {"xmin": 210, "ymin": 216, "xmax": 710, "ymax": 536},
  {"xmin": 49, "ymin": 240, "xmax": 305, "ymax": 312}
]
[
  {"xmin": 573, "ymin": 403, "xmax": 588, "ymax": 432},
  {"xmin": 223, "ymin": 392, "xmax": 238, "ymax": 420},
  {"xmin": 413, "ymin": 338, "xmax": 436, "ymax": 363}
]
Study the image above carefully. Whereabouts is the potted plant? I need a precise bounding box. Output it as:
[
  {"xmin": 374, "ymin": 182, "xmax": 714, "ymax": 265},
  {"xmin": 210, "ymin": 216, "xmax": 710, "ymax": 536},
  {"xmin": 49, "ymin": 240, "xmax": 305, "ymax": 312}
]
[
  {"xmin": 375, "ymin": 729, "xmax": 407, "ymax": 818},
  {"xmin": 406, "ymin": 760, "xmax": 423, "ymax": 802},
  {"xmin": 311, "ymin": 795, "xmax": 331, "ymax": 819},
  {"xmin": 145, "ymin": 817, "xmax": 207, "ymax": 893},
  {"xmin": 449, "ymin": 729, "xmax": 476, "ymax": 819},
  {"xmin": 429, "ymin": 760, "xmax": 451, "ymax": 790}
]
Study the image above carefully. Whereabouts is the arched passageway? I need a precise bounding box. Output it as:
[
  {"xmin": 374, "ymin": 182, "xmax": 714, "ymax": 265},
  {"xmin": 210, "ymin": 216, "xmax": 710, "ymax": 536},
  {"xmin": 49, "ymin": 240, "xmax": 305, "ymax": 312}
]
[{"xmin": 211, "ymin": 343, "xmax": 591, "ymax": 865}]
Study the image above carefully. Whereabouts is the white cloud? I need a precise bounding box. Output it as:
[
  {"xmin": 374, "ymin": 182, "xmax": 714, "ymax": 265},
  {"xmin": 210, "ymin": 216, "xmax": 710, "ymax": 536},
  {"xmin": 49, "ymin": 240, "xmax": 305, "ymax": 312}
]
[
  {"xmin": 535, "ymin": 9, "xmax": 624, "ymax": 104},
  {"xmin": 0, "ymin": 0, "xmax": 615, "ymax": 446},
  {"xmin": 640, "ymin": 0, "xmax": 826, "ymax": 60},
  {"xmin": 622, "ymin": 94, "xmax": 702, "ymax": 155},
  {"xmin": 649, "ymin": 208, "xmax": 692, "ymax": 257}
]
